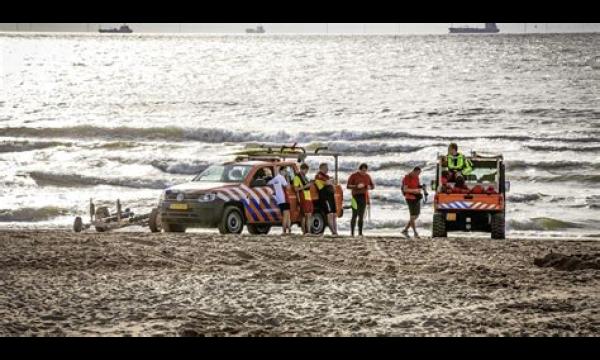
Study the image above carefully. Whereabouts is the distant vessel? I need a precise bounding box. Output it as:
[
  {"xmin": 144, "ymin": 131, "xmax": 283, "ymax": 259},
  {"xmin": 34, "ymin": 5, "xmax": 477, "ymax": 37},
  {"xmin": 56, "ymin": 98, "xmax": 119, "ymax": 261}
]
[
  {"xmin": 246, "ymin": 25, "xmax": 265, "ymax": 34},
  {"xmin": 449, "ymin": 23, "xmax": 499, "ymax": 34},
  {"xmin": 99, "ymin": 24, "xmax": 133, "ymax": 33}
]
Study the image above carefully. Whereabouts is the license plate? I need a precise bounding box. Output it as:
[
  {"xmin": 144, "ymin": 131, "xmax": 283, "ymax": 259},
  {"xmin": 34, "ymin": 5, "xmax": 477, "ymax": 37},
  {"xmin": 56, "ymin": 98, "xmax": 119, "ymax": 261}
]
[
  {"xmin": 169, "ymin": 203, "xmax": 188, "ymax": 210},
  {"xmin": 446, "ymin": 213, "xmax": 457, "ymax": 221}
]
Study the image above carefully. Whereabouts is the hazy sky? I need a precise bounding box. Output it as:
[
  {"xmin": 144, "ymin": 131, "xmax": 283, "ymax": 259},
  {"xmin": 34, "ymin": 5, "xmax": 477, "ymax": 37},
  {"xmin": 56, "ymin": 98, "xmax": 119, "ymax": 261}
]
[{"xmin": 1, "ymin": 23, "xmax": 599, "ymax": 34}]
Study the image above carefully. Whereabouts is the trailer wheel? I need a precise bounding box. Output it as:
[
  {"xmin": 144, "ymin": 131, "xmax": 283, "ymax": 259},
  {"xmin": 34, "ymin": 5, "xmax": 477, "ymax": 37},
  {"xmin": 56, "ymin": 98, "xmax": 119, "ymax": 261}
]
[
  {"xmin": 491, "ymin": 212, "xmax": 505, "ymax": 239},
  {"xmin": 432, "ymin": 213, "xmax": 447, "ymax": 238},
  {"xmin": 163, "ymin": 222, "xmax": 186, "ymax": 233},
  {"xmin": 247, "ymin": 224, "xmax": 271, "ymax": 235},
  {"xmin": 219, "ymin": 206, "xmax": 244, "ymax": 234},
  {"xmin": 148, "ymin": 208, "xmax": 162, "ymax": 233},
  {"xmin": 73, "ymin": 217, "xmax": 83, "ymax": 233},
  {"xmin": 310, "ymin": 212, "xmax": 326, "ymax": 235}
]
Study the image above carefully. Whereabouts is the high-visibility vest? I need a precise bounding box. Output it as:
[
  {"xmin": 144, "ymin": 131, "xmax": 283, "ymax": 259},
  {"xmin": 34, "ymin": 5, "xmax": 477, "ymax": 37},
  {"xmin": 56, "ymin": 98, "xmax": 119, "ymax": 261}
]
[{"xmin": 447, "ymin": 153, "xmax": 473, "ymax": 175}]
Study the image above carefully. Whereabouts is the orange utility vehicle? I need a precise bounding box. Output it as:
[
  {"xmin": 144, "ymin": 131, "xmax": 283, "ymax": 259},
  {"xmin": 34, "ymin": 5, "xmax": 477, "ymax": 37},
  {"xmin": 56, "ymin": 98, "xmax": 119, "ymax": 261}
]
[
  {"xmin": 431, "ymin": 152, "xmax": 509, "ymax": 239},
  {"xmin": 153, "ymin": 145, "xmax": 344, "ymax": 234}
]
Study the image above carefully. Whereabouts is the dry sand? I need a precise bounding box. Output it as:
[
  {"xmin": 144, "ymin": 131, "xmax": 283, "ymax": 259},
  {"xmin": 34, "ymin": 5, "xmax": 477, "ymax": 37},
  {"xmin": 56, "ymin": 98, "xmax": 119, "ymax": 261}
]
[{"xmin": 0, "ymin": 230, "xmax": 599, "ymax": 336}]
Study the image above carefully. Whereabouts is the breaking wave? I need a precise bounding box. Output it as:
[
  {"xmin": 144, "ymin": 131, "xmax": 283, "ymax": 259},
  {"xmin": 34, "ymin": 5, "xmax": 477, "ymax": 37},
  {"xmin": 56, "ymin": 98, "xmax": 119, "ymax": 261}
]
[
  {"xmin": 523, "ymin": 174, "xmax": 600, "ymax": 184},
  {"xmin": 525, "ymin": 144, "xmax": 600, "ymax": 152},
  {"xmin": 506, "ymin": 160, "xmax": 600, "ymax": 171},
  {"xmin": 149, "ymin": 160, "xmax": 209, "ymax": 175},
  {"xmin": 508, "ymin": 217, "xmax": 588, "ymax": 231},
  {"xmin": 0, "ymin": 140, "xmax": 72, "ymax": 153},
  {"xmin": 0, "ymin": 206, "xmax": 70, "ymax": 222},
  {"xmin": 28, "ymin": 171, "xmax": 172, "ymax": 189},
  {"xmin": 2, "ymin": 125, "xmax": 599, "ymax": 145}
]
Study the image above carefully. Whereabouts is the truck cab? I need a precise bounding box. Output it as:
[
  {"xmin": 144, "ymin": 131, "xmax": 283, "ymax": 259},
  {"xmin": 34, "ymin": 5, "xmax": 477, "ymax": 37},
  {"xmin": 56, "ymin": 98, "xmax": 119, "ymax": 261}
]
[{"xmin": 155, "ymin": 150, "xmax": 344, "ymax": 234}]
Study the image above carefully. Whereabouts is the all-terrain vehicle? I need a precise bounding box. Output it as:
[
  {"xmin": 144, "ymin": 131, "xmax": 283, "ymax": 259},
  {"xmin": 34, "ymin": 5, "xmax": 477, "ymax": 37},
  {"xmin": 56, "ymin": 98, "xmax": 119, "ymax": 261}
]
[
  {"xmin": 155, "ymin": 145, "xmax": 344, "ymax": 234},
  {"xmin": 431, "ymin": 152, "xmax": 509, "ymax": 239}
]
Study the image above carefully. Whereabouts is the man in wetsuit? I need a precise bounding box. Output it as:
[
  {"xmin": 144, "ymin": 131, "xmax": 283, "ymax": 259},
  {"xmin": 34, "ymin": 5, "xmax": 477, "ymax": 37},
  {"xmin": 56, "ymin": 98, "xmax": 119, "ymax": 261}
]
[
  {"xmin": 314, "ymin": 163, "xmax": 338, "ymax": 235},
  {"xmin": 347, "ymin": 163, "xmax": 375, "ymax": 237}
]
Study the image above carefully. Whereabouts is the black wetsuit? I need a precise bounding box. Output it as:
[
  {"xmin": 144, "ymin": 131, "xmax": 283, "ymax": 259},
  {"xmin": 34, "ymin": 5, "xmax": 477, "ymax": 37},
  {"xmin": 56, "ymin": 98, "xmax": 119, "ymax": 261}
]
[{"xmin": 351, "ymin": 193, "xmax": 367, "ymax": 236}]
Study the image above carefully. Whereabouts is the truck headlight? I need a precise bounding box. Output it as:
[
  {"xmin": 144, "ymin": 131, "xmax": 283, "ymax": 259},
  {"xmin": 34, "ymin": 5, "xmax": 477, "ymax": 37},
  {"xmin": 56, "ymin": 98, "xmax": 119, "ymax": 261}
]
[{"xmin": 198, "ymin": 193, "xmax": 216, "ymax": 202}]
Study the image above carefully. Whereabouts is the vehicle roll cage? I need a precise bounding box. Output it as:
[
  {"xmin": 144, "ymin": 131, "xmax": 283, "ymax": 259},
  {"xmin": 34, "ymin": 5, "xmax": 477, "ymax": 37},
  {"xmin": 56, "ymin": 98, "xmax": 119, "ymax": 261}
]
[{"xmin": 233, "ymin": 143, "xmax": 341, "ymax": 184}]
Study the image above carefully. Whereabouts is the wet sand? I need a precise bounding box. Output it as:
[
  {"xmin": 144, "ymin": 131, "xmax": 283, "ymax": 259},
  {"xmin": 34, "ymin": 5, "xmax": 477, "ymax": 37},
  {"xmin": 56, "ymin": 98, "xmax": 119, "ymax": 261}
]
[{"xmin": 0, "ymin": 230, "xmax": 598, "ymax": 336}]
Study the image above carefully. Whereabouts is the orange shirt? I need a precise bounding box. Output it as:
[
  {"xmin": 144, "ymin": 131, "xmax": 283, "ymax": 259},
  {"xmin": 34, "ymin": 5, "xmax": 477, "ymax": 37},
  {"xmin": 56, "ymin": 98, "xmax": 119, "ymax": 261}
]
[{"xmin": 347, "ymin": 172, "xmax": 374, "ymax": 196}]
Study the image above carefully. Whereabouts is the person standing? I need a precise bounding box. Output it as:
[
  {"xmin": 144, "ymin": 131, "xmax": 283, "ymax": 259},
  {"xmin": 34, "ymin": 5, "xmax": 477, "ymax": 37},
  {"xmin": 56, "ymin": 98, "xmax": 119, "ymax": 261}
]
[
  {"xmin": 347, "ymin": 163, "xmax": 375, "ymax": 237},
  {"xmin": 268, "ymin": 166, "xmax": 291, "ymax": 235},
  {"xmin": 293, "ymin": 163, "xmax": 314, "ymax": 235},
  {"xmin": 314, "ymin": 163, "xmax": 338, "ymax": 235},
  {"xmin": 401, "ymin": 166, "xmax": 422, "ymax": 239}
]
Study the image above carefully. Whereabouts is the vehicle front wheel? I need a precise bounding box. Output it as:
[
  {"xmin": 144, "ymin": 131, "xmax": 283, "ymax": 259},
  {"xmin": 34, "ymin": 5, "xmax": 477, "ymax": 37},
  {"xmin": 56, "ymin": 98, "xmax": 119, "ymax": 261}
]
[
  {"xmin": 491, "ymin": 212, "xmax": 505, "ymax": 239},
  {"xmin": 73, "ymin": 216, "xmax": 83, "ymax": 233},
  {"xmin": 247, "ymin": 223, "xmax": 271, "ymax": 235},
  {"xmin": 163, "ymin": 222, "xmax": 186, "ymax": 233},
  {"xmin": 148, "ymin": 208, "xmax": 162, "ymax": 233},
  {"xmin": 219, "ymin": 206, "xmax": 244, "ymax": 234},
  {"xmin": 432, "ymin": 212, "xmax": 447, "ymax": 238},
  {"xmin": 310, "ymin": 212, "xmax": 326, "ymax": 235}
]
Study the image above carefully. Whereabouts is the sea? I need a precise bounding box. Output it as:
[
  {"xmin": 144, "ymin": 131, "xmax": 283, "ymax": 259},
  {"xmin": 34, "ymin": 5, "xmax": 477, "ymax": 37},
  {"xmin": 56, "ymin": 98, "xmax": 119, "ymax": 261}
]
[{"xmin": 1, "ymin": 32, "xmax": 599, "ymax": 237}]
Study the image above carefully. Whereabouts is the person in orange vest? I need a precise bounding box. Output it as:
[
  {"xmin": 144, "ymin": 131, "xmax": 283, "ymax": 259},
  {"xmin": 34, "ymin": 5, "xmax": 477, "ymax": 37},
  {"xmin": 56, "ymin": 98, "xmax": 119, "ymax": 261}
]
[
  {"xmin": 401, "ymin": 166, "xmax": 423, "ymax": 239},
  {"xmin": 347, "ymin": 163, "xmax": 375, "ymax": 237}
]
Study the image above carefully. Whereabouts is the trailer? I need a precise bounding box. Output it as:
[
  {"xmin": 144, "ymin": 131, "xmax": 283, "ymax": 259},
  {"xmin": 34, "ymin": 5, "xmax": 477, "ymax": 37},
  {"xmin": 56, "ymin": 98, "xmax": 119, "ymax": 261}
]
[{"xmin": 73, "ymin": 198, "xmax": 161, "ymax": 233}]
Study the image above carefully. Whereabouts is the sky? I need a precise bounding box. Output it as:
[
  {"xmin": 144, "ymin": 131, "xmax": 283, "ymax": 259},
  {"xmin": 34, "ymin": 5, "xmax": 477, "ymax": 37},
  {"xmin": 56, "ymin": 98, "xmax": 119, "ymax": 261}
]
[{"xmin": 1, "ymin": 23, "xmax": 599, "ymax": 34}]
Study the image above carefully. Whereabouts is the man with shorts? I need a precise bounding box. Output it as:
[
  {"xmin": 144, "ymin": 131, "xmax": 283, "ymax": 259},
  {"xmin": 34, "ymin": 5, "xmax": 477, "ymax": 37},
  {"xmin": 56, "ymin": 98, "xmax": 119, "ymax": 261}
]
[
  {"xmin": 293, "ymin": 163, "xmax": 314, "ymax": 235},
  {"xmin": 268, "ymin": 166, "xmax": 291, "ymax": 235},
  {"xmin": 347, "ymin": 163, "xmax": 375, "ymax": 237},
  {"xmin": 401, "ymin": 166, "xmax": 423, "ymax": 239},
  {"xmin": 314, "ymin": 163, "xmax": 338, "ymax": 235}
]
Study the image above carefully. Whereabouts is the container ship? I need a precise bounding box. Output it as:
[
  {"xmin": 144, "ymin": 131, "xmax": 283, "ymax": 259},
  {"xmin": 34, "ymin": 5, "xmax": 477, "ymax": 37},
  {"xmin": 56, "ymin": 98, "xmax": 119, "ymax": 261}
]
[
  {"xmin": 449, "ymin": 23, "xmax": 499, "ymax": 34},
  {"xmin": 99, "ymin": 24, "xmax": 133, "ymax": 33}
]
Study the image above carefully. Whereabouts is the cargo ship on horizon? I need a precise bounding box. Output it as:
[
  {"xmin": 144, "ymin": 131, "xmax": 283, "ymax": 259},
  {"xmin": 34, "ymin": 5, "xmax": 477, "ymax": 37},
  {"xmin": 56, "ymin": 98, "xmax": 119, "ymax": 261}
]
[
  {"xmin": 449, "ymin": 23, "xmax": 499, "ymax": 34},
  {"xmin": 99, "ymin": 24, "xmax": 133, "ymax": 33}
]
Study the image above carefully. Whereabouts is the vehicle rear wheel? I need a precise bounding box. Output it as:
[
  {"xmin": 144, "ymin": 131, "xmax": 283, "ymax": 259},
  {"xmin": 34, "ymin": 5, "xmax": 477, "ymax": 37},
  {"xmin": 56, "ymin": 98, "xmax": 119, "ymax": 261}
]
[
  {"xmin": 491, "ymin": 212, "xmax": 505, "ymax": 239},
  {"xmin": 73, "ymin": 216, "xmax": 83, "ymax": 233},
  {"xmin": 219, "ymin": 206, "xmax": 244, "ymax": 234},
  {"xmin": 163, "ymin": 222, "xmax": 186, "ymax": 233},
  {"xmin": 247, "ymin": 223, "xmax": 271, "ymax": 235},
  {"xmin": 148, "ymin": 208, "xmax": 162, "ymax": 233},
  {"xmin": 432, "ymin": 213, "xmax": 447, "ymax": 238},
  {"xmin": 310, "ymin": 212, "xmax": 326, "ymax": 235}
]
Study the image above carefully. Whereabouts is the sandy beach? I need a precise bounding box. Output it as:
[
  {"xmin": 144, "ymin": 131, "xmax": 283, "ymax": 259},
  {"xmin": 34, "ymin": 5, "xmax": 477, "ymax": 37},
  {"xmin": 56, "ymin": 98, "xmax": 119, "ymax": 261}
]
[{"xmin": 1, "ymin": 230, "xmax": 598, "ymax": 336}]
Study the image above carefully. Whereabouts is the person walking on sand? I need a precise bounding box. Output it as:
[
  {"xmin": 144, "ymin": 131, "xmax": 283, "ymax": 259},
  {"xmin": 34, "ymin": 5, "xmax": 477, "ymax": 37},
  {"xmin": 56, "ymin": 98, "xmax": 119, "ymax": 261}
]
[
  {"xmin": 268, "ymin": 166, "xmax": 292, "ymax": 235},
  {"xmin": 293, "ymin": 163, "xmax": 314, "ymax": 235},
  {"xmin": 315, "ymin": 163, "xmax": 338, "ymax": 235},
  {"xmin": 401, "ymin": 166, "xmax": 423, "ymax": 239},
  {"xmin": 347, "ymin": 163, "xmax": 375, "ymax": 237}
]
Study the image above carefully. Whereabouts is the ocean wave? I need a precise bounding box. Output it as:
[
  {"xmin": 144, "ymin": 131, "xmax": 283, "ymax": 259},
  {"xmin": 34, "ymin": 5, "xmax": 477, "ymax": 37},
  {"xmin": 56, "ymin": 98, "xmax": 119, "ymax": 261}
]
[
  {"xmin": 506, "ymin": 160, "xmax": 600, "ymax": 171},
  {"xmin": 508, "ymin": 217, "xmax": 588, "ymax": 231},
  {"xmin": 149, "ymin": 160, "xmax": 209, "ymax": 175},
  {"xmin": 525, "ymin": 144, "xmax": 600, "ymax": 152},
  {"xmin": 2, "ymin": 125, "xmax": 599, "ymax": 145},
  {"xmin": 0, "ymin": 206, "xmax": 70, "ymax": 222},
  {"xmin": 0, "ymin": 140, "xmax": 72, "ymax": 153},
  {"xmin": 506, "ymin": 193, "xmax": 546, "ymax": 203},
  {"xmin": 522, "ymin": 174, "xmax": 600, "ymax": 184},
  {"xmin": 28, "ymin": 171, "xmax": 171, "ymax": 189}
]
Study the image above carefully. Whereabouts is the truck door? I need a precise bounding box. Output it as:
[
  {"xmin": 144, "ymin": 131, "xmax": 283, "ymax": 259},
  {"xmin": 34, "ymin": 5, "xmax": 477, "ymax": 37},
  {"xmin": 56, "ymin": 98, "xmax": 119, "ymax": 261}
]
[{"xmin": 243, "ymin": 166, "xmax": 280, "ymax": 224}]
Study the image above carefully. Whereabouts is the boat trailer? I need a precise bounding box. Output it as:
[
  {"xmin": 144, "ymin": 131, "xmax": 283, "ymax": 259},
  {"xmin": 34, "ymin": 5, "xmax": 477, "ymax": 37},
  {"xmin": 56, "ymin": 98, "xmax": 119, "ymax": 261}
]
[{"xmin": 73, "ymin": 198, "xmax": 161, "ymax": 233}]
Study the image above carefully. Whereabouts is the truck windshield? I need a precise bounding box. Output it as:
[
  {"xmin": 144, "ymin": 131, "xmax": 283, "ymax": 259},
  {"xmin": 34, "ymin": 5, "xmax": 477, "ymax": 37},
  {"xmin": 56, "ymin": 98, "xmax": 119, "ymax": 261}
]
[{"xmin": 192, "ymin": 165, "xmax": 251, "ymax": 183}]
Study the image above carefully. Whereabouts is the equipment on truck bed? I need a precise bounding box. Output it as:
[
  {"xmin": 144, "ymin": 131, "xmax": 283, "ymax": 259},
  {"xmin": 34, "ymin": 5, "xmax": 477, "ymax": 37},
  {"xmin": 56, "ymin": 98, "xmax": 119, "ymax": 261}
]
[{"xmin": 73, "ymin": 198, "xmax": 161, "ymax": 233}]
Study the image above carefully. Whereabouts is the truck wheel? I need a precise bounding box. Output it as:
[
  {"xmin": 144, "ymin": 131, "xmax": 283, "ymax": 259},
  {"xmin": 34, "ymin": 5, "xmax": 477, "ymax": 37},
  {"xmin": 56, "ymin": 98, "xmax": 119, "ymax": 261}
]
[
  {"xmin": 310, "ymin": 212, "xmax": 326, "ymax": 235},
  {"xmin": 219, "ymin": 206, "xmax": 244, "ymax": 234},
  {"xmin": 148, "ymin": 208, "xmax": 162, "ymax": 233},
  {"xmin": 247, "ymin": 224, "xmax": 271, "ymax": 235},
  {"xmin": 491, "ymin": 213, "xmax": 505, "ymax": 239},
  {"xmin": 432, "ymin": 213, "xmax": 447, "ymax": 238},
  {"xmin": 163, "ymin": 222, "xmax": 186, "ymax": 233},
  {"xmin": 73, "ymin": 217, "xmax": 83, "ymax": 233}
]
